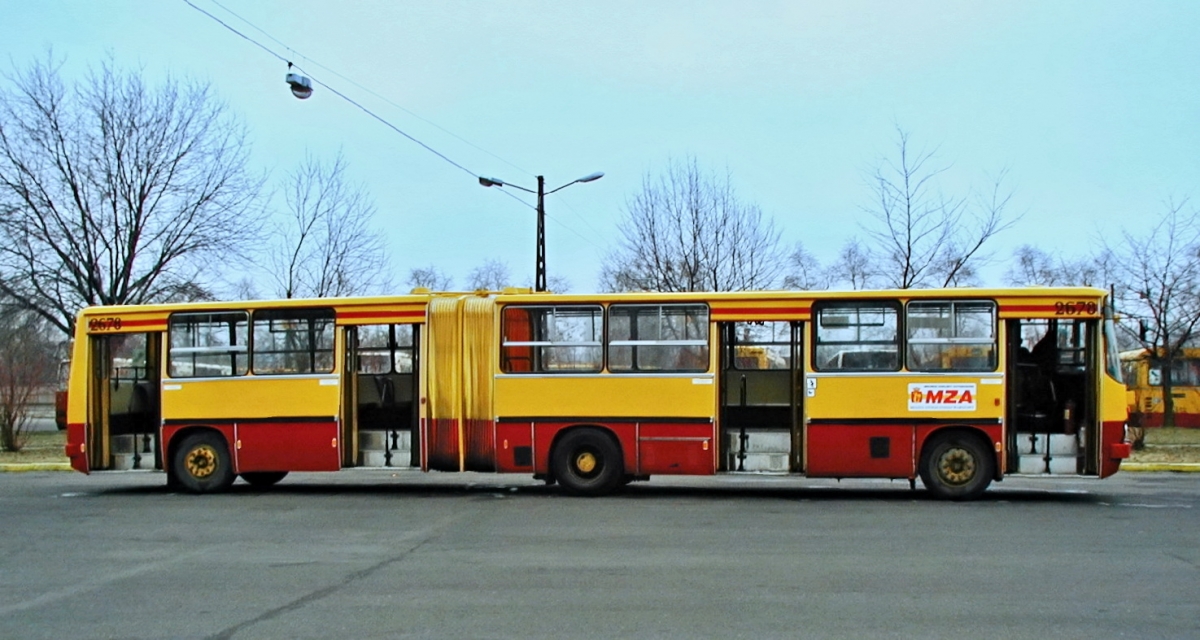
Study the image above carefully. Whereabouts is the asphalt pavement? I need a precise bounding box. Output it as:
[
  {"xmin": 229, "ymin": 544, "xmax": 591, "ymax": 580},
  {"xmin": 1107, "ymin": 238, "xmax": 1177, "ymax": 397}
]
[{"xmin": 0, "ymin": 470, "xmax": 1197, "ymax": 639}]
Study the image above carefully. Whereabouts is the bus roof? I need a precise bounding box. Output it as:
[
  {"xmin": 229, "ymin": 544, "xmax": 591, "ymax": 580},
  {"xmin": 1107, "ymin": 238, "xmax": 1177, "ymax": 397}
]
[
  {"xmin": 492, "ymin": 285, "xmax": 1108, "ymax": 305},
  {"xmin": 73, "ymin": 285, "xmax": 1110, "ymax": 335}
]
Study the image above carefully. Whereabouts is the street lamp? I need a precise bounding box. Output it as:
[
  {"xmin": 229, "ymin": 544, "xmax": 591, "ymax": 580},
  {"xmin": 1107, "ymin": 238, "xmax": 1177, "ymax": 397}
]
[
  {"xmin": 478, "ymin": 171, "xmax": 604, "ymax": 292},
  {"xmin": 285, "ymin": 63, "xmax": 313, "ymax": 99}
]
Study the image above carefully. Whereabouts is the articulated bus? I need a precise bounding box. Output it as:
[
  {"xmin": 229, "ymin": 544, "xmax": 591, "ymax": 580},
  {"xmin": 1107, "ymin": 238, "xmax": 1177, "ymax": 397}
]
[
  {"xmin": 63, "ymin": 286, "xmax": 1132, "ymax": 500},
  {"xmin": 1120, "ymin": 348, "xmax": 1200, "ymax": 428}
]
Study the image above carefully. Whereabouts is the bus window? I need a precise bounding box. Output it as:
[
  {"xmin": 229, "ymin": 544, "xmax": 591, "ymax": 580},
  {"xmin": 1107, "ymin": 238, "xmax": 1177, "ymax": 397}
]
[
  {"xmin": 1103, "ymin": 312, "xmax": 1124, "ymax": 382},
  {"xmin": 906, "ymin": 300, "xmax": 997, "ymax": 372},
  {"xmin": 1120, "ymin": 359, "xmax": 1139, "ymax": 387},
  {"xmin": 168, "ymin": 312, "xmax": 249, "ymax": 378},
  {"xmin": 1148, "ymin": 358, "xmax": 1200, "ymax": 387},
  {"xmin": 728, "ymin": 322, "xmax": 791, "ymax": 370},
  {"xmin": 357, "ymin": 324, "xmax": 414, "ymax": 374},
  {"xmin": 608, "ymin": 304, "xmax": 708, "ymax": 373},
  {"xmin": 251, "ymin": 308, "xmax": 335, "ymax": 375},
  {"xmin": 814, "ymin": 302, "xmax": 899, "ymax": 371},
  {"xmin": 501, "ymin": 305, "xmax": 602, "ymax": 373}
]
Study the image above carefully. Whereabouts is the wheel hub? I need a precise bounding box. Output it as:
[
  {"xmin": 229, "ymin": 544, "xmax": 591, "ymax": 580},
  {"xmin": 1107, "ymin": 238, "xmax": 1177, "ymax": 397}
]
[
  {"xmin": 575, "ymin": 451, "xmax": 598, "ymax": 474},
  {"xmin": 938, "ymin": 447, "xmax": 976, "ymax": 485},
  {"xmin": 186, "ymin": 445, "xmax": 218, "ymax": 479}
]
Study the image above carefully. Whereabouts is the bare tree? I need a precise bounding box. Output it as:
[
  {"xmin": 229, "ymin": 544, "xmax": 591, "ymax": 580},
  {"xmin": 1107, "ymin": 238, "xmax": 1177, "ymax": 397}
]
[
  {"xmin": 467, "ymin": 258, "xmax": 513, "ymax": 291},
  {"xmin": 781, "ymin": 242, "xmax": 828, "ymax": 290},
  {"xmin": 824, "ymin": 239, "xmax": 879, "ymax": 290},
  {"xmin": 545, "ymin": 274, "xmax": 571, "ymax": 293},
  {"xmin": 0, "ymin": 309, "xmax": 56, "ymax": 452},
  {"xmin": 1005, "ymin": 245, "xmax": 1102, "ymax": 287},
  {"xmin": 0, "ymin": 54, "xmax": 262, "ymax": 337},
  {"xmin": 601, "ymin": 157, "xmax": 784, "ymax": 292},
  {"xmin": 406, "ymin": 265, "xmax": 454, "ymax": 291},
  {"xmin": 1106, "ymin": 200, "xmax": 1200, "ymax": 434},
  {"xmin": 268, "ymin": 152, "xmax": 391, "ymax": 299},
  {"xmin": 861, "ymin": 127, "xmax": 1015, "ymax": 289}
]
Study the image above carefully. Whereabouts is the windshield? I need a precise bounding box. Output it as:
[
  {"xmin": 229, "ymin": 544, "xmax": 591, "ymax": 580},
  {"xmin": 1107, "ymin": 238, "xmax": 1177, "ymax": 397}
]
[{"xmin": 1103, "ymin": 299, "xmax": 1123, "ymax": 383}]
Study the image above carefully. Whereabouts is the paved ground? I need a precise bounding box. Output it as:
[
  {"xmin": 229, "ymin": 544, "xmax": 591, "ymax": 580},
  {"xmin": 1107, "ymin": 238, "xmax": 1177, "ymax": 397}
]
[{"xmin": 0, "ymin": 470, "xmax": 1197, "ymax": 639}]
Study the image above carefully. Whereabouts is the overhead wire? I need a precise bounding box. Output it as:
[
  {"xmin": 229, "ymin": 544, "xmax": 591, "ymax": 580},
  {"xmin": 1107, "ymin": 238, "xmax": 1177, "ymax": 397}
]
[
  {"xmin": 180, "ymin": 0, "xmax": 531, "ymax": 209},
  {"xmin": 183, "ymin": 0, "xmax": 613, "ymax": 254},
  {"xmin": 206, "ymin": 0, "xmax": 535, "ymax": 179},
  {"xmin": 544, "ymin": 193, "xmax": 610, "ymax": 248}
]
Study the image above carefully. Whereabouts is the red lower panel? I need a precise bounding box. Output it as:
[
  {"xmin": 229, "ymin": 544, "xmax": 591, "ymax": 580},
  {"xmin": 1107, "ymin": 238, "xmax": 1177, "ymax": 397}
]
[
  {"xmin": 65, "ymin": 422, "xmax": 88, "ymax": 474},
  {"xmin": 235, "ymin": 421, "xmax": 340, "ymax": 472},
  {"xmin": 424, "ymin": 418, "xmax": 460, "ymax": 471},
  {"xmin": 807, "ymin": 424, "xmax": 915, "ymax": 478},
  {"xmin": 463, "ymin": 418, "xmax": 496, "ymax": 472},
  {"xmin": 638, "ymin": 423, "xmax": 716, "ymax": 475},
  {"xmin": 495, "ymin": 422, "xmax": 533, "ymax": 473},
  {"xmin": 1100, "ymin": 420, "xmax": 1127, "ymax": 478}
]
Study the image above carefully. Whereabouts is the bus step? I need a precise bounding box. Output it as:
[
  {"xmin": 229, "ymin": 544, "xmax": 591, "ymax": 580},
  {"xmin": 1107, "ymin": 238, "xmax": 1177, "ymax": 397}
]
[
  {"xmin": 1016, "ymin": 433, "xmax": 1083, "ymax": 474},
  {"xmin": 358, "ymin": 430, "xmax": 412, "ymax": 467}
]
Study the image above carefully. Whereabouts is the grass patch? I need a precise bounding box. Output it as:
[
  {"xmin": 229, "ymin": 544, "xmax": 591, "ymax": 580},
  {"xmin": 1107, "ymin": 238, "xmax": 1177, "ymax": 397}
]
[
  {"xmin": 1131, "ymin": 427, "xmax": 1200, "ymax": 464},
  {"xmin": 0, "ymin": 431, "xmax": 67, "ymax": 464},
  {"xmin": 1129, "ymin": 445, "xmax": 1200, "ymax": 464}
]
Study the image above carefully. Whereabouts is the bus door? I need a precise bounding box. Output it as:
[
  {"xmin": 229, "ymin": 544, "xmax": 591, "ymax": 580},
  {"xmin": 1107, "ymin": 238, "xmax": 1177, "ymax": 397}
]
[
  {"xmin": 347, "ymin": 324, "xmax": 419, "ymax": 468},
  {"xmin": 87, "ymin": 332, "xmax": 161, "ymax": 471},
  {"xmin": 1007, "ymin": 318, "xmax": 1098, "ymax": 475},
  {"xmin": 719, "ymin": 321, "xmax": 802, "ymax": 472}
]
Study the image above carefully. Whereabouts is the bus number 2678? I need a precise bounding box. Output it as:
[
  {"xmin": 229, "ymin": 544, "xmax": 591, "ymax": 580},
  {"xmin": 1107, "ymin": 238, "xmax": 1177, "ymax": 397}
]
[
  {"xmin": 87, "ymin": 317, "xmax": 123, "ymax": 331},
  {"xmin": 1054, "ymin": 301, "xmax": 1098, "ymax": 316}
]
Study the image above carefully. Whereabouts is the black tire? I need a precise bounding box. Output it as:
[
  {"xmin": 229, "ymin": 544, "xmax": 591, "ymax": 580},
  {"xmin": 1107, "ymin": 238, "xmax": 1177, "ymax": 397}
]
[
  {"xmin": 551, "ymin": 429, "xmax": 624, "ymax": 497},
  {"xmin": 240, "ymin": 471, "xmax": 288, "ymax": 487},
  {"xmin": 171, "ymin": 432, "xmax": 235, "ymax": 494},
  {"xmin": 919, "ymin": 432, "xmax": 994, "ymax": 501}
]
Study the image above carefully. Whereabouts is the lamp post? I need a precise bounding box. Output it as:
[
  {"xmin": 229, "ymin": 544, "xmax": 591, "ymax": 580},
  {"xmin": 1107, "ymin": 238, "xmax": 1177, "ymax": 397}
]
[{"xmin": 478, "ymin": 171, "xmax": 604, "ymax": 292}]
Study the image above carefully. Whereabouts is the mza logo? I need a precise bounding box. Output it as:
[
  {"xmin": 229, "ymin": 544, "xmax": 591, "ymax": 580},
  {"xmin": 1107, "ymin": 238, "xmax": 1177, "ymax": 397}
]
[{"xmin": 908, "ymin": 383, "xmax": 977, "ymax": 412}]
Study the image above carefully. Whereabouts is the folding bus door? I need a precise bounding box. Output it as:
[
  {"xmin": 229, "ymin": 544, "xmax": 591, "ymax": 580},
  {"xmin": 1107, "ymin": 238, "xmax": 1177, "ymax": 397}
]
[
  {"xmin": 1007, "ymin": 318, "xmax": 1098, "ymax": 475},
  {"xmin": 87, "ymin": 332, "xmax": 161, "ymax": 471},
  {"xmin": 719, "ymin": 321, "xmax": 802, "ymax": 472},
  {"xmin": 349, "ymin": 323, "xmax": 420, "ymax": 468}
]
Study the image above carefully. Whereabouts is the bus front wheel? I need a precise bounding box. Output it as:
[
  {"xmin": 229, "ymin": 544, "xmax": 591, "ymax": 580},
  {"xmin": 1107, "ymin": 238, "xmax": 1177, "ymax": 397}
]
[
  {"xmin": 551, "ymin": 429, "xmax": 624, "ymax": 497},
  {"xmin": 919, "ymin": 433, "xmax": 993, "ymax": 501},
  {"xmin": 171, "ymin": 432, "xmax": 235, "ymax": 494}
]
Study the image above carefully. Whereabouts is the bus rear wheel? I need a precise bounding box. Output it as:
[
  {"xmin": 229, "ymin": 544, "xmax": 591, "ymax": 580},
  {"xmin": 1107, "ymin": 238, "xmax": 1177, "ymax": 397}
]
[
  {"xmin": 919, "ymin": 433, "xmax": 994, "ymax": 501},
  {"xmin": 552, "ymin": 429, "xmax": 624, "ymax": 497},
  {"xmin": 171, "ymin": 432, "xmax": 235, "ymax": 494},
  {"xmin": 240, "ymin": 471, "xmax": 288, "ymax": 487}
]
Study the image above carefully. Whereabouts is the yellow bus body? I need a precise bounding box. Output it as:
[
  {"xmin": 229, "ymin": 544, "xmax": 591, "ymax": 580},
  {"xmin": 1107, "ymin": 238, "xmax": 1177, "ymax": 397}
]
[{"xmin": 63, "ymin": 286, "xmax": 1131, "ymax": 499}]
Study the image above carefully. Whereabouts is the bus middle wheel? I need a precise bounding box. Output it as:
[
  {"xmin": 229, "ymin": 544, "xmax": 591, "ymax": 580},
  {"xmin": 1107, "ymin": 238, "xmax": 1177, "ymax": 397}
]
[
  {"xmin": 551, "ymin": 429, "xmax": 623, "ymax": 497},
  {"xmin": 171, "ymin": 432, "xmax": 235, "ymax": 494}
]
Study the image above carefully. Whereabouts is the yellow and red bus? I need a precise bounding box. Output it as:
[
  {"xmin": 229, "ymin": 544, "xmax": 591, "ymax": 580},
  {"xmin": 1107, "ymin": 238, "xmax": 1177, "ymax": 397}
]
[
  {"xmin": 63, "ymin": 286, "xmax": 1131, "ymax": 500},
  {"xmin": 1120, "ymin": 348, "xmax": 1200, "ymax": 428}
]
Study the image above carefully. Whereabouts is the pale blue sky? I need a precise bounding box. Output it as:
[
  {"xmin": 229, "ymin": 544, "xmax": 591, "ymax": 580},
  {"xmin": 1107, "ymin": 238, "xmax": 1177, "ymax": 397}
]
[{"xmin": 4, "ymin": 1, "xmax": 1198, "ymax": 293}]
